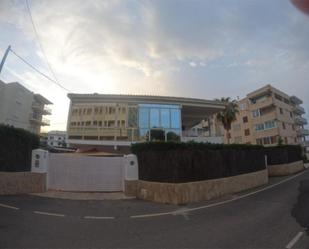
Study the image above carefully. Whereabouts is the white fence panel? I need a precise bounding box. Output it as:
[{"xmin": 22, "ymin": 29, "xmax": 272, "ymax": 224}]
[{"xmin": 48, "ymin": 154, "xmax": 124, "ymax": 192}]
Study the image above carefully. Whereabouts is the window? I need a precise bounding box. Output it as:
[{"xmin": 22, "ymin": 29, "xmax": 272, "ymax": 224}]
[
  {"xmin": 122, "ymin": 107, "xmax": 126, "ymax": 114},
  {"xmin": 239, "ymin": 103, "xmax": 247, "ymax": 110},
  {"xmin": 256, "ymin": 138, "xmax": 263, "ymax": 145},
  {"xmin": 170, "ymin": 109, "xmax": 181, "ymax": 129},
  {"xmin": 263, "ymin": 137, "xmax": 270, "ymax": 145},
  {"xmin": 290, "ymin": 112, "xmax": 293, "ymax": 118},
  {"xmin": 99, "ymin": 121, "xmax": 102, "ymax": 126},
  {"xmin": 252, "ymin": 109, "xmax": 260, "ymax": 118},
  {"xmin": 85, "ymin": 121, "xmax": 91, "ymax": 126},
  {"xmin": 150, "ymin": 109, "xmax": 160, "ymax": 128},
  {"xmin": 244, "ymin": 129, "xmax": 250, "ymax": 136},
  {"xmin": 282, "ymin": 122, "xmax": 286, "ymax": 129},
  {"xmin": 94, "ymin": 107, "xmax": 98, "ymax": 114},
  {"xmin": 87, "ymin": 108, "xmax": 92, "ymax": 115},
  {"xmin": 264, "ymin": 120, "xmax": 276, "ymax": 129},
  {"xmin": 243, "ymin": 116, "xmax": 248, "ymax": 123},
  {"xmin": 93, "ymin": 121, "xmax": 97, "ymax": 126},
  {"xmin": 255, "ymin": 123, "xmax": 264, "ymax": 131},
  {"xmin": 292, "ymin": 124, "xmax": 295, "ymax": 131},
  {"xmin": 284, "ymin": 137, "xmax": 288, "ymax": 144},
  {"xmin": 161, "ymin": 109, "xmax": 170, "ymax": 128},
  {"xmin": 279, "ymin": 108, "xmax": 283, "ymax": 114}
]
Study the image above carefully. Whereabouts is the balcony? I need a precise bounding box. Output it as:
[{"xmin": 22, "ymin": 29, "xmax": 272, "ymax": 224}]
[
  {"xmin": 249, "ymin": 97, "xmax": 274, "ymax": 110},
  {"xmin": 290, "ymin": 96, "xmax": 303, "ymax": 105},
  {"xmin": 294, "ymin": 116, "xmax": 308, "ymax": 125},
  {"xmin": 32, "ymin": 102, "xmax": 52, "ymax": 115},
  {"xmin": 293, "ymin": 105, "xmax": 305, "ymax": 115},
  {"xmin": 29, "ymin": 114, "xmax": 50, "ymax": 126},
  {"xmin": 297, "ymin": 128, "xmax": 309, "ymax": 137}
]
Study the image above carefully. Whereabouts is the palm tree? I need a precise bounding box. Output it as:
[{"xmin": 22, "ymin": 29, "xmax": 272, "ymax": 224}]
[{"xmin": 215, "ymin": 97, "xmax": 239, "ymax": 144}]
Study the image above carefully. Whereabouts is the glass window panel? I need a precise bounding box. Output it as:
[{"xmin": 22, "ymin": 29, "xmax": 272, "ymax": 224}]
[
  {"xmin": 150, "ymin": 108, "xmax": 160, "ymax": 128},
  {"xmin": 160, "ymin": 109, "xmax": 170, "ymax": 128},
  {"xmin": 139, "ymin": 108, "xmax": 149, "ymax": 128},
  {"xmin": 171, "ymin": 109, "xmax": 181, "ymax": 129}
]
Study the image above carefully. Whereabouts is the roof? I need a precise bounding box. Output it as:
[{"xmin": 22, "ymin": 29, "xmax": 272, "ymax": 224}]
[
  {"xmin": 34, "ymin": 94, "xmax": 53, "ymax": 105},
  {"xmin": 67, "ymin": 93, "xmax": 224, "ymax": 109}
]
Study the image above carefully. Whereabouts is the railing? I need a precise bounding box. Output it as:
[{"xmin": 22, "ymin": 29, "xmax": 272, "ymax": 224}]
[
  {"xmin": 32, "ymin": 102, "xmax": 52, "ymax": 115},
  {"xmin": 41, "ymin": 118, "xmax": 50, "ymax": 126},
  {"xmin": 293, "ymin": 105, "xmax": 305, "ymax": 115},
  {"xmin": 294, "ymin": 116, "xmax": 308, "ymax": 125},
  {"xmin": 44, "ymin": 106, "xmax": 52, "ymax": 114},
  {"xmin": 297, "ymin": 128, "xmax": 309, "ymax": 137}
]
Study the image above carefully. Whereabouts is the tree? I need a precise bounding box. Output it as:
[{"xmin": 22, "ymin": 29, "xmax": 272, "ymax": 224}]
[{"xmin": 215, "ymin": 97, "xmax": 239, "ymax": 144}]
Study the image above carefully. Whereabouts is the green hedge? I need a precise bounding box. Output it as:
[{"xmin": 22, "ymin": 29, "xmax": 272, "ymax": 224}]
[
  {"xmin": 264, "ymin": 145, "xmax": 302, "ymax": 165},
  {"xmin": 131, "ymin": 142, "xmax": 266, "ymax": 183},
  {"xmin": 0, "ymin": 125, "xmax": 39, "ymax": 172},
  {"xmin": 131, "ymin": 142, "xmax": 303, "ymax": 183}
]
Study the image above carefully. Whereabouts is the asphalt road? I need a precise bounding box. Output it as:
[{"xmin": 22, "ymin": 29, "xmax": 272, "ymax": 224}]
[{"xmin": 1, "ymin": 170, "xmax": 309, "ymax": 248}]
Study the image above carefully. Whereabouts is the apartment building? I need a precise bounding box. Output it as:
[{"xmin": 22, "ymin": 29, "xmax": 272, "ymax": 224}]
[
  {"xmin": 228, "ymin": 85, "xmax": 308, "ymax": 146},
  {"xmin": 0, "ymin": 80, "xmax": 52, "ymax": 134},
  {"xmin": 47, "ymin": 130, "xmax": 67, "ymax": 147},
  {"xmin": 66, "ymin": 94, "xmax": 225, "ymax": 152}
]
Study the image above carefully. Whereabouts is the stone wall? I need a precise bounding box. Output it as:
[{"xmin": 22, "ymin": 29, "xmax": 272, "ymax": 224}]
[
  {"xmin": 0, "ymin": 172, "xmax": 46, "ymax": 195},
  {"xmin": 268, "ymin": 160, "xmax": 304, "ymax": 176},
  {"xmin": 131, "ymin": 169, "xmax": 268, "ymax": 205}
]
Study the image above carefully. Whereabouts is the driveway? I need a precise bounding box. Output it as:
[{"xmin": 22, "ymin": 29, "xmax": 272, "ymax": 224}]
[{"xmin": 0, "ymin": 170, "xmax": 309, "ymax": 248}]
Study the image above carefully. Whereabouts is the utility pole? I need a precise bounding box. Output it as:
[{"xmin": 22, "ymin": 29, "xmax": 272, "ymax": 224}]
[{"xmin": 0, "ymin": 45, "xmax": 11, "ymax": 74}]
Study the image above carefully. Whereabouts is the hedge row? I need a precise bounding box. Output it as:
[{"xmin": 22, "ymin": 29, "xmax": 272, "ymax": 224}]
[
  {"xmin": 131, "ymin": 142, "xmax": 302, "ymax": 183},
  {"xmin": 265, "ymin": 145, "xmax": 302, "ymax": 165},
  {"xmin": 0, "ymin": 125, "xmax": 39, "ymax": 172}
]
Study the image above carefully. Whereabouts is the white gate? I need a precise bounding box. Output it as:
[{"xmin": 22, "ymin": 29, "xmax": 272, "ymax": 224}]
[{"xmin": 48, "ymin": 154, "xmax": 124, "ymax": 192}]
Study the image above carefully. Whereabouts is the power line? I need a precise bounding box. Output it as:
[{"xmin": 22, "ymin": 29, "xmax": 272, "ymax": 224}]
[
  {"xmin": 9, "ymin": 48, "xmax": 70, "ymax": 92},
  {"xmin": 25, "ymin": 0, "xmax": 68, "ymax": 91}
]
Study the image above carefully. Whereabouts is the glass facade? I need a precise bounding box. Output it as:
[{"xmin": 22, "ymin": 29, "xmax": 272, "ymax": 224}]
[{"xmin": 138, "ymin": 104, "xmax": 181, "ymax": 138}]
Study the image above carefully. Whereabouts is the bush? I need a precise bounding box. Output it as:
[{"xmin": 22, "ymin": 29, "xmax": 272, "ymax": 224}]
[
  {"xmin": 0, "ymin": 125, "xmax": 39, "ymax": 172},
  {"xmin": 131, "ymin": 141, "xmax": 266, "ymax": 183},
  {"xmin": 264, "ymin": 145, "xmax": 302, "ymax": 165}
]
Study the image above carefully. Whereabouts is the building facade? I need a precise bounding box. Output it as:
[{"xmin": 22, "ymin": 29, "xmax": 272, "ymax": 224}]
[
  {"xmin": 0, "ymin": 80, "xmax": 52, "ymax": 134},
  {"xmin": 227, "ymin": 85, "xmax": 308, "ymax": 146},
  {"xmin": 47, "ymin": 130, "xmax": 67, "ymax": 147},
  {"xmin": 66, "ymin": 94, "xmax": 225, "ymax": 152}
]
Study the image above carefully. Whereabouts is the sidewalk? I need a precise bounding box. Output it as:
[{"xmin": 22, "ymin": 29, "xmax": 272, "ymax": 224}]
[{"xmin": 31, "ymin": 190, "xmax": 134, "ymax": 200}]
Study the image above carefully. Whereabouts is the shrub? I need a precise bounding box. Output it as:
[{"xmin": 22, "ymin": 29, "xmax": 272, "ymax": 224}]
[
  {"xmin": 0, "ymin": 125, "xmax": 39, "ymax": 172},
  {"xmin": 264, "ymin": 145, "xmax": 302, "ymax": 165},
  {"xmin": 131, "ymin": 141, "xmax": 266, "ymax": 183}
]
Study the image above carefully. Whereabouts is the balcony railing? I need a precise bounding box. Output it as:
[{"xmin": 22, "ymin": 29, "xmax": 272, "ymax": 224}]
[
  {"xmin": 29, "ymin": 114, "xmax": 50, "ymax": 126},
  {"xmin": 293, "ymin": 105, "xmax": 305, "ymax": 115},
  {"xmin": 294, "ymin": 116, "xmax": 308, "ymax": 125},
  {"xmin": 32, "ymin": 102, "xmax": 52, "ymax": 115},
  {"xmin": 297, "ymin": 128, "xmax": 309, "ymax": 137},
  {"xmin": 41, "ymin": 118, "xmax": 50, "ymax": 126}
]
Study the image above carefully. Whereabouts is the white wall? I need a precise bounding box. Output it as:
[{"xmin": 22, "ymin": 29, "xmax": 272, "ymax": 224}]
[{"xmin": 48, "ymin": 154, "xmax": 124, "ymax": 191}]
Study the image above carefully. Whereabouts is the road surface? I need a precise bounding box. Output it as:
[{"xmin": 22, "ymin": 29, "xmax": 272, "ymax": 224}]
[{"xmin": 0, "ymin": 170, "xmax": 309, "ymax": 248}]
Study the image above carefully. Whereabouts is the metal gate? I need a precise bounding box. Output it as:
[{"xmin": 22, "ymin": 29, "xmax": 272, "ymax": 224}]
[{"xmin": 48, "ymin": 153, "xmax": 124, "ymax": 192}]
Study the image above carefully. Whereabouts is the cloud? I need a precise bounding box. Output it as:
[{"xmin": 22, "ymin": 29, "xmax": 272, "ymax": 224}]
[{"xmin": 1, "ymin": 0, "xmax": 309, "ymax": 130}]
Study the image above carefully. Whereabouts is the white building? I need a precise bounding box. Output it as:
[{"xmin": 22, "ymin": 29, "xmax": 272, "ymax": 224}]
[
  {"xmin": 47, "ymin": 130, "xmax": 67, "ymax": 147},
  {"xmin": 0, "ymin": 80, "xmax": 52, "ymax": 134}
]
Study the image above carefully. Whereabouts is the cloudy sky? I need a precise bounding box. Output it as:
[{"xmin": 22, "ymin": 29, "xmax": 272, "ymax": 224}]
[{"xmin": 0, "ymin": 0, "xmax": 308, "ymax": 131}]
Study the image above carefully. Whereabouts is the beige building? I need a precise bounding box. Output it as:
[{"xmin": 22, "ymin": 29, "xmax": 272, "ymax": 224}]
[
  {"xmin": 66, "ymin": 94, "xmax": 225, "ymax": 152},
  {"xmin": 227, "ymin": 85, "xmax": 308, "ymax": 146},
  {"xmin": 0, "ymin": 80, "xmax": 52, "ymax": 134}
]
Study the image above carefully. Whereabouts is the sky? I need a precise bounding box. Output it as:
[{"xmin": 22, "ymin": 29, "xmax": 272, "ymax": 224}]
[{"xmin": 0, "ymin": 0, "xmax": 308, "ymax": 132}]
